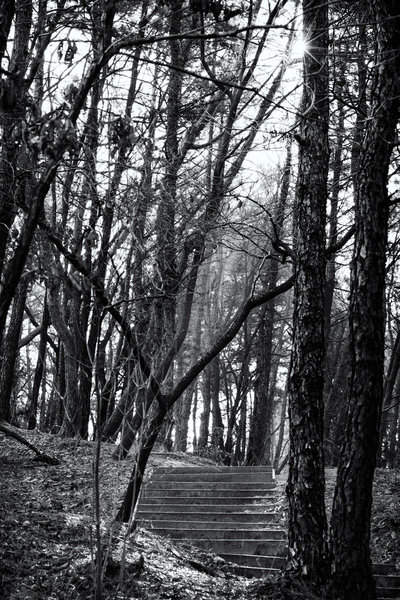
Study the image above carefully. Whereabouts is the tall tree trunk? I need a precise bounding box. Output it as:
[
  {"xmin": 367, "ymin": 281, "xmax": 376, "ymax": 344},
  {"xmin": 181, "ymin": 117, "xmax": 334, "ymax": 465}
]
[
  {"xmin": 0, "ymin": 0, "xmax": 30, "ymax": 274},
  {"xmin": 0, "ymin": 0, "xmax": 14, "ymax": 65},
  {"xmin": 152, "ymin": 0, "xmax": 183, "ymax": 366},
  {"xmin": 329, "ymin": 4, "xmax": 400, "ymax": 599},
  {"xmin": 286, "ymin": 0, "xmax": 329, "ymax": 586},
  {"xmin": 47, "ymin": 272, "xmax": 81, "ymax": 437},
  {"xmin": 174, "ymin": 288, "xmax": 205, "ymax": 452},
  {"xmin": 324, "ymin": 90, "xmax": 344, "ymax": 341},
  {"xmin": 0, "ymin": 277, "xmax": 29, "ymax": 422},
  {"xmin": 324, "ymin": 333, "xmax": 349, "ymax": 467}
]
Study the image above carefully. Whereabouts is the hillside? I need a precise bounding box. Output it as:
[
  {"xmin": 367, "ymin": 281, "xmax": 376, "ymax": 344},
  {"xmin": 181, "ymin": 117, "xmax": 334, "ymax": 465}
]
[{"xmin": 0, "ymin": 430, "xmax": 399, "ymax": 599}]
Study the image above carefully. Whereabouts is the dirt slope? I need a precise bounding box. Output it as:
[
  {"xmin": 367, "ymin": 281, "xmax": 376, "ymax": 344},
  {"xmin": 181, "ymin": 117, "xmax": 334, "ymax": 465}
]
[{"xmin": 0, "ymin": 431, "xmax": 398, "ymax": 599}]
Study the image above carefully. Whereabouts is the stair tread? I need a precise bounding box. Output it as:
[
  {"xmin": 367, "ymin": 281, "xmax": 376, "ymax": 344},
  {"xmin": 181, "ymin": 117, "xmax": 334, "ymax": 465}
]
[
  {"xmin": 218, "ymin": 553, "xmax": 286, "ymax": 559},
  {"xmin": 138, "ymin": 504, "xmax": 280, "ymax": 510},
  {"xmin": 141, "ymin": 523, "xmax": 286, "ymax": 530},
  {"xmin": 137, "ymin": 511, "xmax": 279, "ymax": 515},
  {"xmin": 138, "ymin": 520, "xmax": 281, "ymax": 527},
  {"xmin": 141, "ymin": 494, "xmax": 277, "ymax": 498},
  {"xmin": 142, "ymin": 521, "xmax": 286, "ymax": 536},
  {"xmin": 152, "ymin": 466, "xmax": 274, "ymax": 472},
  {"xmin": 146, "ymin": 482, "xmax": 276, "ymax": 487},
  {"xmin": 138, "ymin": 468, "xmax": 400, "ymax": 597},
  {"xmin": 155, "ymin": 533, "xmax": 287, "ymax": 540}
]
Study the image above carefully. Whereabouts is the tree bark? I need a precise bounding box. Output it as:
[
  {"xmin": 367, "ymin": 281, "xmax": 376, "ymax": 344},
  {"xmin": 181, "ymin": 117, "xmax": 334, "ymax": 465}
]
[
  {"xmin": 116, "ymin": 402, "xmax": 167, "ymax": 523},
  {"xmin": 329, "ymin": 4, "xmax": 400, "ymax": 599},
  {"xmin": 286, "ymin": 0, "xmax": 329, "ymax": 586},
  {"xmin": 0, "ymin": 0, "xmax": 30, "ymax": 274},
  {"xmin": 47, "ymin": 271, "xmax": 82, "ymax": 438},
  {"xmin": 0, "ymin": 277, "xmax": 29, "ymax": 422},
  {"xmin": 0, "ymin": 0, "xmax": 14, "ymax": 64}
]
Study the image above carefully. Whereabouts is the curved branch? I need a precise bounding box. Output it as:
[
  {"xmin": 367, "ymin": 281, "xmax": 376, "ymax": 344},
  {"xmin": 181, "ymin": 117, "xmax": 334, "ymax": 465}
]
[{"xmin": 165, "ymin": 272, "xmax": 294, "ymax": 409}]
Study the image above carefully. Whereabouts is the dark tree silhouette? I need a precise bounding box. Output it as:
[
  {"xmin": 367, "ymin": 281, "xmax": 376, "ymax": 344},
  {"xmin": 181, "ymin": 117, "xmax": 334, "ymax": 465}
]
[{"xmin": 329, "ymin": 2, "xmax": 400, "ymax": 599}]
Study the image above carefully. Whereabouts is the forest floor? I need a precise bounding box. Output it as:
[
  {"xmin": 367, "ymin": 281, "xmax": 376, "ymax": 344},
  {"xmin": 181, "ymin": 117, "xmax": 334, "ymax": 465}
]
[{"xmin": 0, "ymin": 430, "xmax": 399, "ymax": 600}]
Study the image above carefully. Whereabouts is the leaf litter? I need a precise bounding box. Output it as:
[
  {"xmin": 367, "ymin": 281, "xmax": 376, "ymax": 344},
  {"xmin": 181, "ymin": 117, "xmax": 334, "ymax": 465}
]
[{"xmin": 0, "ymin": 431, "xmax": 399, "ymax": 599}]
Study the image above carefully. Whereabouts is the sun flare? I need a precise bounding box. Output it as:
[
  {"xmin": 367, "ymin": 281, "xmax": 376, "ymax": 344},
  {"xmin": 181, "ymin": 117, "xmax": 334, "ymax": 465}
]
[{"xmin": 291, "ymin": 36, "xmax": 308, "ymax": 59}]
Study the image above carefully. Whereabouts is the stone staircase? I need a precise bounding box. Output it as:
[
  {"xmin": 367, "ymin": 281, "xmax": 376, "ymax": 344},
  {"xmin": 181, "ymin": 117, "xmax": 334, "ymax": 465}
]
[{"xmin": 136, "ymin": 464, "xmax": 399, "ymax": 598}]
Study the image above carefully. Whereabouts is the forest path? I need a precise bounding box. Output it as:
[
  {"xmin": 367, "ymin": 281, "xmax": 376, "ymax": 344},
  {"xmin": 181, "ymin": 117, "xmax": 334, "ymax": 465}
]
[
  {"xmin": 137, "ymin": 465, "xmax": 286, "ymax": 576},
  {"xmin": 0, "ymin": 433, "xmax": 258, "ymax": 599},
  {"xmin": 0, "ymin": 430, "xmax": 399, "ymax": 599},
  {"xmin": 137, "ymin": 463, "xmax": 400, "ymax": 598}
]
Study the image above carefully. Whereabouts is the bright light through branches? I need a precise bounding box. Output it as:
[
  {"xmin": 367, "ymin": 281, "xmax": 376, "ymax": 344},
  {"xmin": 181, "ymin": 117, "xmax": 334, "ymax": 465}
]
[{"xmin": 291, "ymin": 36, "xmax": 308, "ymax": 59}]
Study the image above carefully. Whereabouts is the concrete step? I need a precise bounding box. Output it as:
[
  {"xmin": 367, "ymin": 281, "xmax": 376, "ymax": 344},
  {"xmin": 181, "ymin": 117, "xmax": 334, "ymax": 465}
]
[
  {"xmin": 217, "ymin": 553, "xmax": 286, "ymax": 570},
  {"xmin": 219, "ymin": 566, "xmax": 400, "ymax": 589},
  {"xmin": 377, "ymin": 589, "xmax": 400, "ymax": 599},
  {"xmin": 169, "ymin": 537, "xmax": 287, "ymax": 555},
  {"xmin": 136, "ymin": 511, "xmax": 281, "ymax": 523},
  {"xmin": 226, "ymin": 564, "xmax": 278, "ymax": 578},
  {"xmin": 138, "ymin": 465, "xmax": 400, "ymax": 600},
  {"xmin": 137, "ymin": 465, "xmax": 286, "ymax": 574},
  {"xmin": 146, "ymin": 526, "xmax": 286, "ymax": 541},
  {"xmin": 375, "ymin": 567, "xmax": 400, "ymax": 599},
  {"xmin": 138, "ymin": 519, "xmax": 280, "ymax": 530},
  {"xmin": 152, "ymin": 472, "xmax": 274, "ymax": 483},
  {"xmin": 376, "ymin": 575, "xmax": 400, "ymax": 588},
  {"xmin": 144, "ymin": 481, "xmax": 277, "ymax": 491},
  {"xmin": 138, "ymin": 497, "xmax": 277, "ymax": 514},
  {"xmin": 374, "ymin": 565, "xmax": 398, "ymax": 575},
  {"xmin": 214, "ymin": 557, "xmax": 400, "ymax": 588},
  {"xmin": 141, "ymin": 488, "xmax": 276, "ymax": 500},
  {"xmin": 152, "ymin": 466, "xmax": 274, "ymax": 474},
  {"xmin": 138, "ymin": 495, "xmax": 278, "ymax": 505}
]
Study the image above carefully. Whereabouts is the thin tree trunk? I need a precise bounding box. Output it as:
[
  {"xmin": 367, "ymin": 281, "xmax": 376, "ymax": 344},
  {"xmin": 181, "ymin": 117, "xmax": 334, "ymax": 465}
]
[
  {"xmin": 379, "ymin": 328, "xmax": 400, "ymax": 450},
  {"xmin": 174, "ymin": 384, "xmax": 194, "ymax": 452},
  {"xmin": 247, "ymin": 143, "xmax": 291, "ymax": 465},
  {"xmin": 198, "ymin": 365, "xmax": 211, "ymax": 449},
  {"xmin": 210, "ymin": 355, "xmax": 223, "ymax": 450},
  {"xmin": 386, "ymin": 372, "xmax": 400, "ymax": 468},
  {"xmin": 116, "ymin": 274, "xmax": 294, "ymax": 521},
  {"xmin": 27, "ymin": 293, "xmax": 50, "ymax": 429},
  {"xmin": 234, "ymin": 385, "xmax": 247, "ymax": 464},
  {"xmin": 325, "ymin": 88, "xmax": 344, "ymax": 341},
  {"xmin": 273, "ymin": 368, "xmax": 289, "ymax": 472},
  {"xmin": 116, "ymin": 402, "xmax": 167, "ymax": 523}
]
